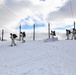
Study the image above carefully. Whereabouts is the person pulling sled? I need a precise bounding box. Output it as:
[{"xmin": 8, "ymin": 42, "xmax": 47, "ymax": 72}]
[{"xmin": 51, "ymin": 31, "xmax": 56, "ymax": 39}]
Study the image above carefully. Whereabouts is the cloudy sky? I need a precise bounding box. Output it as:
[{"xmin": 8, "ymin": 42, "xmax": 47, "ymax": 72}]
[{"xmin": 0, "ymin": 0, "xmax": 76, "ymax": 39}]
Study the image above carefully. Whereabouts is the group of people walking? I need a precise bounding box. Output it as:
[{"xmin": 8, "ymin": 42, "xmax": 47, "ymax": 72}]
[
  {"xmin": 9, "ymin": 28, "xmax": 76, "ymax": 46},
  {"xmin": 66, "ymin": 28, "xmax": 76, "ymax": 40},
  {"xmin": 10, "ymin": 32, "xmax": 26, "ymax": 46}
]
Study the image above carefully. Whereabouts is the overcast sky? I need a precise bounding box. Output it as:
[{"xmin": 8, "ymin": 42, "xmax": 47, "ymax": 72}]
[{"xmin": 0, "ymin": 0, "xmax": 76, "ymax": 39}]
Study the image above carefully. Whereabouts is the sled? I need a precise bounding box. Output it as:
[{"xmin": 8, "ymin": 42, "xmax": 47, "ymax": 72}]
[{"xmin": 44, "ymin": 37, "xmax": 58, "ymax": 42}]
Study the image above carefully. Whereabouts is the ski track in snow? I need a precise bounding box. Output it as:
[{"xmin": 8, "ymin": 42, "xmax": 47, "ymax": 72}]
[{"xmin": 0, "ymin": 40, "xmax": 76, "ymax": 75}]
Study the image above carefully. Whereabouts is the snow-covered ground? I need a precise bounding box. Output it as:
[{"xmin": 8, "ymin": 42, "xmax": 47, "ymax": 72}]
[{"xmin": 0, "ymin": 40, "xmax": 76, "ymax": 75}]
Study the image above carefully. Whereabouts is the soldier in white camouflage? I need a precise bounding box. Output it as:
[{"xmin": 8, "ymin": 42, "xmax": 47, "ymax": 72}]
[
  {"xmin": 66, "ymin": 29, "xmax": 71, "ymax": 40},
  {"xmin": 71, "ymin": 28, "xmax": 76, "ymax": 40},
  {"xmin": 10, "ymin": 33, "xmax": 17, "ymax": 46}
]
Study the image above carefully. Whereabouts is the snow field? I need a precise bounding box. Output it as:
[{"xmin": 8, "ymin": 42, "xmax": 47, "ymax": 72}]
[{"xmin": 0, "ymin": 40, "xmax": 76, "ymax": 75}]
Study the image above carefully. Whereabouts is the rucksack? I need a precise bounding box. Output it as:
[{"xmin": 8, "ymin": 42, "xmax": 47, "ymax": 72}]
[
  {"xmin": 23, "ymin": 32, "xmax": 26, "ymax": 37},
  {"xmin": 53, "ymin": 31, "xmax": 56, "ymax": 36},
  {"xmin": 68, "ymin": 30, "xmax": 71, "ymax": 34},
  {"xmin": 13, "ymin": 34, "xmax": 17, "ymax": 39},
  {"xmin": 51, "ymin": 31, "xmax": 56, "ymax": 36}
]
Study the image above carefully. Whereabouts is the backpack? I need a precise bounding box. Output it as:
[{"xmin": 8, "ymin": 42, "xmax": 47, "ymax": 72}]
[
  {"xmin": 68, "ymin": 30, "xmax": 71, "ymax": 34},
  {"xmin": 23, "ymin": 32, "xmax": 26, "ymax": 37},
  {"xmin": 13, "ymin": 34, "xmax": 17, "ymax": 39},
  {"xmin": 51, "ymin": 31, "xmax": 56, "ymax": 36},
  {"xmin": 53, "ymin": 31, "xmax": 56, "ymax": 36}
]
